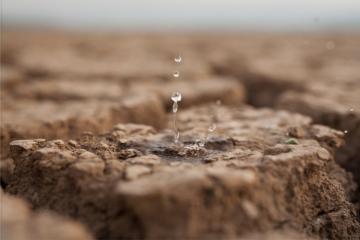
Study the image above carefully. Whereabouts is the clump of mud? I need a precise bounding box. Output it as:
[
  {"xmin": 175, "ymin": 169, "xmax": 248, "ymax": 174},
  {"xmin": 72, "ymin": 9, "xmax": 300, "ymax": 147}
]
[{"xmin": 6, "ymin": 106, "xmax": 360, "ymax": 239}]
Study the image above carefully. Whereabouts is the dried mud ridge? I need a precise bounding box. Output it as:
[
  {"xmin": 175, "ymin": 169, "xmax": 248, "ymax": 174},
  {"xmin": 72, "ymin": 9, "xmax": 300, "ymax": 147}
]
[
  {"xmin": 5, "ymin": 106, "xmax": 360, "ymax": 239},
  {"xmin": 1, "ymin": 32, "xmax": 360, "ymax": 239}
]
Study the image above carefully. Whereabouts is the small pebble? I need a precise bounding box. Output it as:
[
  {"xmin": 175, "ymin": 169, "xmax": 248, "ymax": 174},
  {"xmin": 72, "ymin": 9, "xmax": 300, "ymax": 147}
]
[
  {"xmin": 317, "ymin": 148, "xmax": 331, "ymax": 161},
  {"xmin": 285, "ymin": 138, "xmax": 299, "ymax": 145},
  {"xmin": 68, "ymin": 140, "xmax": 79, "ymax": 147}
]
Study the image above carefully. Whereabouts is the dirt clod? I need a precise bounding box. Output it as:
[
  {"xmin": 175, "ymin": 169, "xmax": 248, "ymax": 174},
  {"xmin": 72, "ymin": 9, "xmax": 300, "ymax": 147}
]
[{"xmin": 5, "ymin": 105, "xmax": 360, "ymax": 239}]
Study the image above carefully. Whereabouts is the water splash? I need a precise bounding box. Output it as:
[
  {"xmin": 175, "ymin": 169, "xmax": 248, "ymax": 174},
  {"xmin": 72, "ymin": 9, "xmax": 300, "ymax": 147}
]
[
  {"xmin": 172, "ymin": 101, "xmax": 178, "ymax": 113},
  {"xmin": 198, "ymin": 141, "xmax": 205, "ymax": 147},
  {"xmin": 208, "ymin": 123, "xmax": 217, "ymax": 132},
  {"xmin": 174, "ymin": 130, "xmax": 180, "ymax": 144},
  {"xmin": 197, "ymin": 100, "xmax": 220, "ymax": 147}
]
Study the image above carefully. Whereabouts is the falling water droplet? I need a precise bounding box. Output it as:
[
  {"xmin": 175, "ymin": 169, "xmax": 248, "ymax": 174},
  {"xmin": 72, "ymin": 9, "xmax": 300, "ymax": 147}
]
[
  {"xmin": 174, "ymin": 56, "xmax": 182, "ymax": 63},
  {"xmin": 344, "ymin": 130, "xmax": 348, "ymax": 134},
  {"xmin": 170, "ymin": 55, "xmax": 183, "ymax": 145},
  {"xmin": 208, "ymin": 123, "xmax": 217, "ymax": 132},
  {"xmin": 349, "ymin": 108, "xmax": 354, "ymax": 112},
  {"xmin": 171, "ymin": 92, "xmax": 182, "ymax": 102},
  {"xmin": 173, "ymin": 71, "xmax": 180, "ymax": 78},
  {"xmin": 172, "ymin": 102, "xmax": 178, "ymax": 113}
]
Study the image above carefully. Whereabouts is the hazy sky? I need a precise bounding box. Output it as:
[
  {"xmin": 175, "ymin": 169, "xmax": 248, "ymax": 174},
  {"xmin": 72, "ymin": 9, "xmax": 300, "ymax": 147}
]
[{"xmin": 2, "ymin": 0, "xmax": 360, "ymax": 31}]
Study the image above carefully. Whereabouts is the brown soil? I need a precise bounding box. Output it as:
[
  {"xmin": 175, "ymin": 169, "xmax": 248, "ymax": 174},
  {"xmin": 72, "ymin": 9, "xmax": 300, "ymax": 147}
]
[
  {"xmin": 212, "ymin": 37, "xmax": 360, "ymax": 193},
  {"xmin": 1, "ymin": 30, "xmax": 360, "ymax": 239},
  {"xmin": 6, "ymin": 106, "xmax": 360, "ymax": 239}
]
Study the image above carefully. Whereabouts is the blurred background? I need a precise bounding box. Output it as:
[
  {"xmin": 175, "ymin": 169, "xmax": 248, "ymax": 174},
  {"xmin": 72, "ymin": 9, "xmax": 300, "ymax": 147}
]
[{"xmin": 3, "ymin": 0, "xmax": 360, "ymax": 31}]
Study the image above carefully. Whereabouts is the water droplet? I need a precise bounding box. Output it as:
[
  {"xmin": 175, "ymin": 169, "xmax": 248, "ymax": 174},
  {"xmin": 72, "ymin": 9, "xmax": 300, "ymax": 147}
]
[
  {"xmin": 172, "ymin": 102, "xmax": 178, "ymax": 113},
  {"xmin": 344, "ymin": 130, "xmax": 348, "ymax": 134},
  {"xmin": 326, "ymin": 41, "xmax": 335, "ymax": 50},
  {"xmin": 349, "ymin": 108, "xmax": 354, "ymax": 112},
  {"xmin": 208, "ymin": 123, "xmax": 216, "ymax": 132},
  {"xmin": 173, "ymin": 71, "xmax": 180, "ymax": 78},
  {"xmin": 171, "ymin": 92, "xmax": 182, "ymax": 102},
  {"xmin": 174, "ymin": 56, "xmax": 182, "ymax": 63}
]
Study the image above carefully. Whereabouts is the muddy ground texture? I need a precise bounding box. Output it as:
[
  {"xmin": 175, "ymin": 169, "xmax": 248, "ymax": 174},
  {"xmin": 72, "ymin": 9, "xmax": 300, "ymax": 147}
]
[{"xmin": 1, "ymin": 31, "xmax": 360, "ymax": 239}]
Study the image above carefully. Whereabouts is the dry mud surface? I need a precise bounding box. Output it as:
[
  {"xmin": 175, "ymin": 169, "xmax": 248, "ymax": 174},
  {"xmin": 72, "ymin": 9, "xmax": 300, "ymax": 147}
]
[
  {"xmin": 1, "ymin": 191, "xmax": 93, "ymax": 240},
  {"xmin": 1, "ymin": 31, "xmax": 360, "ymax": 239}
]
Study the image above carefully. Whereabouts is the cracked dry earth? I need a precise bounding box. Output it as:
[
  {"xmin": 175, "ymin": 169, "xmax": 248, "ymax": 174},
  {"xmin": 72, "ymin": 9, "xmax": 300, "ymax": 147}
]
[{"xmin": 1, "ymin": 31, "xmax": 360, "ymax": 239}]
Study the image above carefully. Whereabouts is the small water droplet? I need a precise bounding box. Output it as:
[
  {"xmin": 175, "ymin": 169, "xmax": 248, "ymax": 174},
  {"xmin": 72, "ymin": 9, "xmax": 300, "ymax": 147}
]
[
  {"xmin": 173, "ymin": 71, "xmax": 180, "ymax": 78},
  {"xmin": 208, "ymin": 123, "xmax": 216, "ymax": 132},
  {"xmin": 174, "ymin": 56, "xmax": 182, "ymax": 63},
  {"xmin": 349, "ymin": 108, "xmax": 354, "ymax": 112},
  {"xmin": 171, "ymin": 92, "xmax": 182, "ymax": 102},
  {"xmin": 344, "ymin": 130, "xmax": 348, "ymax": 134},
  {"xmin": 326, "ymin": 41, "xmax": 335, "ymax": 50},
  {"xmin": 172, "ymin": 102, "xmax": 178, "ymax": 113}
]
